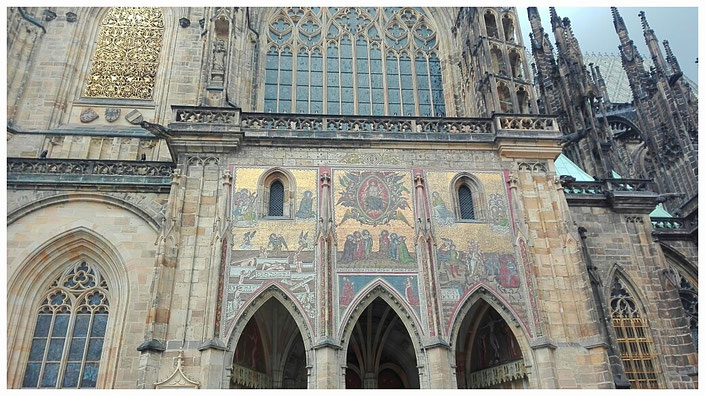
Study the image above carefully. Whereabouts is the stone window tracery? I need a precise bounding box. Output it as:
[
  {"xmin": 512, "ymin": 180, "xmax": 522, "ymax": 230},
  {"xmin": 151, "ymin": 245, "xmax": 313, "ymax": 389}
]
[
  {"xmin": 609, "ymin": 277, "xmax": 660, "ymax": 389},
  {"xmin": 84, "ymin": 7, "xmax": 164, "ymax": 100},
  {"xmin": 671, "ymin": 268, "xmax": 698, "ymax": 351},
  {"xmin": 264, "ymin": 7, "xmax": 446, "ymax": 117},
  {"xmin": 22, "ymin": 261, "xmax": 110, "ymax": 389}
]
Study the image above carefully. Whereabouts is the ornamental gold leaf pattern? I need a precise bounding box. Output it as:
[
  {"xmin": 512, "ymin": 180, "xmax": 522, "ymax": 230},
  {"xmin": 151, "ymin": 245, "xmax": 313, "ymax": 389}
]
[{"xmin": 84, "ymin": 7, "xmax": 164, "ymax": 100}]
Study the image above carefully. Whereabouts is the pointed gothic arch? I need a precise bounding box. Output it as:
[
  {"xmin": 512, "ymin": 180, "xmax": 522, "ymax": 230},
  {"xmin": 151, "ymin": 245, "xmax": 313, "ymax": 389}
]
[
  {"xmin": 7, "ymin": 193, "xmax": 163, "ymax": 232},
  {"xmin": 338, "ymin": 281, "xmax": 423, "ymax": 389},
  {"xmin": 603, "ymin": 266, "xmax": 664, "ymax": 389},
  {"xmin": 224, "ymin": 283, "xmax": 314, "ymax": 389},
  {"xmin": 7, "ymin": 227, "xmax": 129, "ymax": 389},
  {"xmin": 448, "ymin": 286, "xmax": 533, "ymax": 389}
]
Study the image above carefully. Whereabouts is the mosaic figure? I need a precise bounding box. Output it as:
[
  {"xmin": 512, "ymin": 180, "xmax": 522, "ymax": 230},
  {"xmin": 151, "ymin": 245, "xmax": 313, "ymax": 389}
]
[
  {"xmin": 341, "ymin": 235, "xmax": 356, "ymax": 264},
  {"xmin": 340, "ymin": 277, "xmax": 355, "ymax": 306},
  {"xmin": 337, "ymin": 171, "xmax": 412, "ymax": 227},
  {"xmin": 405, "ymin": 277, "xmax": 420, "ymax": 305},
  {"xmin": 338, "ymin": 229, "xmax": 416, "ymax": 268},
  {"xmin": 432, "ymin": 191, "xmax": 455, "ymax": 225},
  {"xmin": 465, "ymin": 240, "xmax": 483, "ymax": 276},
  {"xmin": 267, "ymin": 233, "xmax": 289, "ymax": 256},
  {"xmin": 396, "ymin": 235, "xmax": 415, "ymax": 264},
  {"xmin": 378, "ymin": 230, "xmax": 390, "ymax": 256},
  {"xmin": 233, "ymin": 188, "xmax": 258, "ymax": 227},
  {"xmin": 362, "ymin": 230, "xmax": 373, "ymax": 259},
  {"xmin": 488, "ymin": 192, "xmax": 509, "ymax": 226},
  {"xmin": 296, "ymin": 190, "xmax": 315, "ymax": 219},
  {"xmin": 498, "ymin": 254, "xmax": 521, "ymax": 288},
  {"xmin": 438, "ymin": 238, "xmax": 462, "ymax": 279},
  {"xmin": 240, "ymin": 230, "xmax": 257, "ymax": 249}
]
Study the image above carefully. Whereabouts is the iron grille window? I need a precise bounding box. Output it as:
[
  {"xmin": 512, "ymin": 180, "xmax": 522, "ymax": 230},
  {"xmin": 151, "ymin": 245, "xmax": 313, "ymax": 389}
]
[
  {"xmin": 609, "ymin": 278, "xmax": 660, "ymax": 389},
  {"xmin": 268, "ymin": 181, "xmax": 285, "ymax": 217},
  {"xmin": 458, "ymin": 185, "xmax": 474, "ymax": 220},
  {"xmin": 23, "ymin": 261, "xmax": 109, "ymax": 388}
]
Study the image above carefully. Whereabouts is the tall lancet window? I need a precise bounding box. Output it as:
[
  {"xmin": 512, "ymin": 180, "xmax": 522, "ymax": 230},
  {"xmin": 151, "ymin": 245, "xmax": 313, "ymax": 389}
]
[
  {"xmin": 609, "ymin": 277, "xmax": 660, "ymax": 389},
  {"xmin": 23, "ymin": 261, "xmax": 110, "ymax": 389},
  {"xmin": 264, "ymin": 7, "xmax": 446, "ymax": 116},
  {"xmin": 84, "ymin": 7, "xmax": 164, "ymax": 99}
]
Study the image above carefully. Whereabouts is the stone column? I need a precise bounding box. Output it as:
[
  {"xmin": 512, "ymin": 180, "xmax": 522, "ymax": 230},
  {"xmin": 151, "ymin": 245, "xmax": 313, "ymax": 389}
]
[
  {"xmin": 136, "ymin": 168, "xmax": 183, "ymax": 388},
  {"xmin": 313, "ymin": 169, "xmax": 340, "ymax": 388},
  {"xmin": 412, "ymin": 170, "xmax": 454, "ymax": 388}
]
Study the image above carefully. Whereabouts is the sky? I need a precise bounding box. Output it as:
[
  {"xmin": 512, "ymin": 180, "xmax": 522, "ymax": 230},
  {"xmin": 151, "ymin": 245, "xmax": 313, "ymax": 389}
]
[{"xmin": 517, "ymin": 7, "xmax": 699, "ymax": 84}]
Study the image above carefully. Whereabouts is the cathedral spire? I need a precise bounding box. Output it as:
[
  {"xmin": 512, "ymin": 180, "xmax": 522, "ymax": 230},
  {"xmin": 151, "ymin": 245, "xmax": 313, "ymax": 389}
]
[
  {"xmin": 549, "ymin": 7, "xmax": 561, "ymax": 29},
  {"xmin": 549, "ymin": 7, "xmax": 568, "ymax": 59},
  {"xmin": 639, "ymin": 10, "xmax": 669, "ymax": 76},
  {"xmin": 594, "ymin": 65, "xmax": 610, "ymax": 103},
  {"xmin": 663, "ymin": 40, "xmax": 682, "ymax": 75},
  {"xmin": 611, "ymin": 7, "xmax": 627, "ymax": 34}
]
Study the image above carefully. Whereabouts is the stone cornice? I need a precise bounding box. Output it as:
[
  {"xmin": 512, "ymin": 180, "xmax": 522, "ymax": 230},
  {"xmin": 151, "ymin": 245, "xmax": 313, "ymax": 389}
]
[{"xmin": 7, "ymin": 157, "xmax": 174, "ymax": 193}]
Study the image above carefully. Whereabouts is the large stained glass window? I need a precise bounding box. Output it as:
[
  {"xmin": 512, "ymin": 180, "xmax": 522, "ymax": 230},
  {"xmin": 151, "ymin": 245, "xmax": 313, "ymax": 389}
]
[
  {"xmin": 23, "ymin": 261, "xmax": 110, "ymax": 389},
  {"xmin": 609, "ymin": 277, "xmax": 660, "ymax": 389},
  {"xmin": 264, "ymin": 7, "xmax": 446, "ymax": 116}
]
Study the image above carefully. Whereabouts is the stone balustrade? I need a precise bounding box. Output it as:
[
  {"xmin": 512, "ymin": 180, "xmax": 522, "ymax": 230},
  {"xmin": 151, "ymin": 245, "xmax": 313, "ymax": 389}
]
[{"xmin": 171, "ymin": 106, "xmax": 562, "ymax": 137}]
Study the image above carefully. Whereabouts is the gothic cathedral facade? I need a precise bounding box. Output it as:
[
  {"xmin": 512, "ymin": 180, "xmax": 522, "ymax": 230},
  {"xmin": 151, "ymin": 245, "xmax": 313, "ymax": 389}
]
[{"xmin": 6, "ymin": 7, "xmax": 697, "ymax": 389}]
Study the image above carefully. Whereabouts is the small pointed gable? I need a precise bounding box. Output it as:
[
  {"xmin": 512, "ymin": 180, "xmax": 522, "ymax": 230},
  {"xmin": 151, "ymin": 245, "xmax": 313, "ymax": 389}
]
[
  {"xmin": 650, "ymin": 203, "xmax": 673, "ymax": 218},
  {"xmin": 554, "ymin": 153, "xmax": 595, "ymax": 181}
]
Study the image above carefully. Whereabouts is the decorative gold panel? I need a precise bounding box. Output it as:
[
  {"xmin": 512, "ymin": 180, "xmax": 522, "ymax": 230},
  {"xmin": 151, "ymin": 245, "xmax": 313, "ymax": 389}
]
[{"xmin": 84, "ymin": 7, "xmax": 164, "ymax": 100}]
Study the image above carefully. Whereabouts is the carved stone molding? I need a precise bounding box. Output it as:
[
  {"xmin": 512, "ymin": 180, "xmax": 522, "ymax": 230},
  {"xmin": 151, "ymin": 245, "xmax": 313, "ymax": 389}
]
[{"xmin": 154, "ymin": 349, "xmax": 200, "ymax": 389}]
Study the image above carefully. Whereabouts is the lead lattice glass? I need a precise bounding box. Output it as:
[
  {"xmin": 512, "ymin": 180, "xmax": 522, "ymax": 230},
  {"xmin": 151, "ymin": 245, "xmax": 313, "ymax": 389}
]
[
  {"xmin": 265, "ymin": 7, "xmax": 446, "ymax": 117},
  {"xmin": 609, "ymin": 278, "xmax": 659, "ymax": 389},
  {"xmin": 22, "ymin": 261, "xmax": 110, "ymax": 389}
]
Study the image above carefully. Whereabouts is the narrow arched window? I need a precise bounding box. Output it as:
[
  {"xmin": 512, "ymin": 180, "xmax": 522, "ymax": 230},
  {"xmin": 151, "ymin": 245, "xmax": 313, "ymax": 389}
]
[
  {"xmin": 484, "ymin": 11, "xmax": 499, "ymax": 39},
  {"xmin": 264, "ymin": 7, "xmax": 446, "ymax": 117},
  {"xmin": 268, "ymin": 180, "xmax": 285, "ymax": 217},
  {"xmin": 84, "ymin": 7, "xmax": 164, "ymax": 99},
  {"xmin": 609, "ymin": 277, "xmax": 660, "ymax": 389},
  {"xmin": 458, "ymin": 185, "xmax": 475, "ymax": 220},
  {"xmin": 23, "ymin": 261, "xmax": 110, "ymax": 389},
  {"xmin": 502, "ymin": 14, "xmax": 515, "ymax": 42},
  {"xmin": 490, "ymin": 46, "xmax": 506, "ymax": 76},
  {"xmin": 498, "ymin": 83, "xmax": 513, "ymax": 113},
  {"xmin": 517, "ymin": 87, "xmax": 529, "ymax": 114}
]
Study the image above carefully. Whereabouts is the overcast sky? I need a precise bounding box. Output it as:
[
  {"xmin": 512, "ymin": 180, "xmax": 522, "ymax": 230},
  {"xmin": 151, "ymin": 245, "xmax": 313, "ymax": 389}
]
[{"xmin": 517, "ymin": 7, "xmax": 698, "ymax": 84}]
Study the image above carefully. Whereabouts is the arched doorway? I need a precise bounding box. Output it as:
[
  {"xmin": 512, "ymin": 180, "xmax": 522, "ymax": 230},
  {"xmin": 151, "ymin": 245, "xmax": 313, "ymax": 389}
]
[
  {"xmin": 344, "ymin": 298, "xmax": 419, "ymax": 389},
  {"xmin": 230, "ymin": 298, "xmax": 307, "ymax": 388},
  {"xmin": 455, "ymin": 299, "xmax": 527, "ymax": 389}
]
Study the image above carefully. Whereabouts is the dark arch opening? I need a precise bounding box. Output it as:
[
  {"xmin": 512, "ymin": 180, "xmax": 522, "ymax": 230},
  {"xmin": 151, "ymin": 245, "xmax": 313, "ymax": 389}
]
[
  {"xmin": 345, "ymin": 298, "xmax": 419, "ymax": 389},
  {"xmin": 231, "ymin": 299, "xmax": 307, "ymax": 389},
  {"xmin": 455, "ymin": 300, "xmax": 527, "ymax": 389}
]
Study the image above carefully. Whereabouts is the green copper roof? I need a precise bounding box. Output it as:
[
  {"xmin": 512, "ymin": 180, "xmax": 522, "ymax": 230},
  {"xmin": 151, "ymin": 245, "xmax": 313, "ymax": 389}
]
[
  {"xmin": 554, "ymin": 154, "xmax": 594, "ymax": 181},
  {"xmin": 650, "ymin": 203, "xmax": 673, "ymax": 218},
  {"xmin": 611, "ymin": 170, "xmax": 622, "ymax": 179}
]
